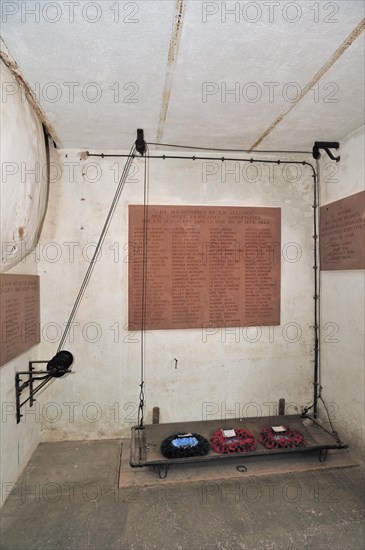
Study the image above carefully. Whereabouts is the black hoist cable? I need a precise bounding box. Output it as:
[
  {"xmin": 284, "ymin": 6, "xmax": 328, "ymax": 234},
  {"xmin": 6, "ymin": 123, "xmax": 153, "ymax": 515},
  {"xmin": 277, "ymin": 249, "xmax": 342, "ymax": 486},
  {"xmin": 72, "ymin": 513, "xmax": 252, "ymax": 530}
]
[
  {"xmin": 138, "ymin": 145, "xmax": 149, "ymax": 429},
  {"xmin": 57, "ymin": 142, "xmax": 137, "ymax": 352}
]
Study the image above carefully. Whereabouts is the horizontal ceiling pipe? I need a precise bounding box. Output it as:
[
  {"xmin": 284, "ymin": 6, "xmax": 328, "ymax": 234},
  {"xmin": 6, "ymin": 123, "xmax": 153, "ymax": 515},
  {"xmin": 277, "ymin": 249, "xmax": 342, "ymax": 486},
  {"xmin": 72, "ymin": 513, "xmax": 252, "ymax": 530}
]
[{"xmin": 86, "ymin": 151, "xmax": 315, "ymax": 169}]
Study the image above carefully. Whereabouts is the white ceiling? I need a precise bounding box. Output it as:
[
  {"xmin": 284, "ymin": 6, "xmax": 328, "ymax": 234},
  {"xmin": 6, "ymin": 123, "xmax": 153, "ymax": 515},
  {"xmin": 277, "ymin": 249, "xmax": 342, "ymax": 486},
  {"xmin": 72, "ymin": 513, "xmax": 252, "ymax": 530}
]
[{"xmin": 1, "ymin": 0, "xmax": 364, "ymax": 151}]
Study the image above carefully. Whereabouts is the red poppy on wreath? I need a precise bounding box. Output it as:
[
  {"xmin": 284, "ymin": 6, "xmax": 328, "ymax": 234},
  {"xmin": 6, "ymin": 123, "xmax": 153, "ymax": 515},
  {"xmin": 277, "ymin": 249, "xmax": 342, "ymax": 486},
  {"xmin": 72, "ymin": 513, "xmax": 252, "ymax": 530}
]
[
  {"xmin": 210, "ymin": 428, "xmax": 257, "ymax": 454},
  {"xmin": 258, "ymin": 426, "xmax": 304, "ymax": 449}
]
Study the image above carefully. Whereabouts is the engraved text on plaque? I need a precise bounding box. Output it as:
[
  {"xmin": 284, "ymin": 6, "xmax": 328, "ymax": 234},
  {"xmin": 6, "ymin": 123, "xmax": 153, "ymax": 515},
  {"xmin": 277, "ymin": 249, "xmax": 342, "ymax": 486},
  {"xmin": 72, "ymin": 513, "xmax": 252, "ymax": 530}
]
[
  {"xmin": 0, "ymin": 274, "xmax": 40, "ymax": 366},
  {"xmin": 128, "ymin": 205, "xmax": 281, "ymax": 330}
]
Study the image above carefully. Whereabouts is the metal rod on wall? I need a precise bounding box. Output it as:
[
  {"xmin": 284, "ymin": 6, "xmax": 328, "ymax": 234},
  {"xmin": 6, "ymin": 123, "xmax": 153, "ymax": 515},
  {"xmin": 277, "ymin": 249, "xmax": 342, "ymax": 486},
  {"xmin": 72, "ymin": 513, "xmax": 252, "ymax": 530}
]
[
  {"xmin": 87, "ymin": 136, "xmax": 327, "ymax": 425},
  {"xmin": 86, "ymin": 148, "xmax": 320, "ymax": 417},
  {"xmin": 86, "ymin": 151, "xmax": 313, "ymax": 168}
]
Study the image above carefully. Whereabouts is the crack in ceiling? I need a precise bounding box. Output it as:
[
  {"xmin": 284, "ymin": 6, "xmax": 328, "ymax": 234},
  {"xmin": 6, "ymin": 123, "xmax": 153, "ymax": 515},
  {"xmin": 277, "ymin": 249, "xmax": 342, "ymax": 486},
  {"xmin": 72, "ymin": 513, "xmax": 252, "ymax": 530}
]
[
  {"xmin": 156, "ymin": 0, "xmax": 186, "ymax": 144},
  {"xmin": 248, "ymin": 18, "xmax": 365, "ymax": 151}
]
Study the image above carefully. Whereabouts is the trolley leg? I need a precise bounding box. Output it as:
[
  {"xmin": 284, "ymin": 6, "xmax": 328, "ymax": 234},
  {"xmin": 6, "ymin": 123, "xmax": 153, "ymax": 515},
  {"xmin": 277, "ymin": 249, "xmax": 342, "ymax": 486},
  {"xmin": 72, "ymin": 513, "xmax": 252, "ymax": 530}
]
[
  {"xmin": 319, "ymin": 449, "xmax": 328, "ymax": 462},
  {"xmin": 155, "ymin": 465, "xmax": 169, "ymax": 479}
]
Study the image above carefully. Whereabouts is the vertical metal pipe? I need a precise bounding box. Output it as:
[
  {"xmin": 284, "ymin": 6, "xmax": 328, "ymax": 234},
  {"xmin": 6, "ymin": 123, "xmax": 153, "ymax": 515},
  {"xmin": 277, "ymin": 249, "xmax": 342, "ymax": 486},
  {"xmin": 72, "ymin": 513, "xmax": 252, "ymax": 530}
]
[{"xmin": 312, "ymin": 163, "xmax": 320, "ymax": 417}]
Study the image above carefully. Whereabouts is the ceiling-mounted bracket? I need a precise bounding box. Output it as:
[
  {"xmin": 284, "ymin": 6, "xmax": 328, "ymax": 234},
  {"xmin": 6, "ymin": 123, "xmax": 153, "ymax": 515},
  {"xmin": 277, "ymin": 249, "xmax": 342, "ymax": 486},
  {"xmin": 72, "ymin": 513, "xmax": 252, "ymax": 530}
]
[
  {"xmin": 312, "ymin": 141, "xmax": 340, "ymax": 162},
  {"xmin": 136, "ymin": 129, "xmax": 146, "ymax": 156}
]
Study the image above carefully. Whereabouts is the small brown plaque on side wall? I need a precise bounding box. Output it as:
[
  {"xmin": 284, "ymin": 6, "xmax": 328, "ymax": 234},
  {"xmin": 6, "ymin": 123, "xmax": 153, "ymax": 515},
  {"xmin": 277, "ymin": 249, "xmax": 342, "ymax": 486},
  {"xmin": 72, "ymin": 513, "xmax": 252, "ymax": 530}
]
[
  {"xmin": 320, "ymin": 190, "xmax": 365, "ymax": 271},
  {"xmin": 0, "ymin": 274, "xmax": 40, "ymax": 367}
]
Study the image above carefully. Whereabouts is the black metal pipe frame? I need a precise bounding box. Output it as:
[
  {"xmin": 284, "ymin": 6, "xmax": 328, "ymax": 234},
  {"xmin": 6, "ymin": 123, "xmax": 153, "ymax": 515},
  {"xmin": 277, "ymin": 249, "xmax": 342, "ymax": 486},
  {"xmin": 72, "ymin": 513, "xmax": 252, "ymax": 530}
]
[
  {"xmin": 313, "ymin": 158, "xmax": 320, "ymax": 417},
  {"xmin": 87, "ymin": 148, "xmax": 321, "ymax": 421},
  {"xmin": 15, "ymin": 141, "xmax": 323, "ymax": 432},
  {"xmin": 87, "ymin": 152, "xmax": 310, "ymax": 165}
]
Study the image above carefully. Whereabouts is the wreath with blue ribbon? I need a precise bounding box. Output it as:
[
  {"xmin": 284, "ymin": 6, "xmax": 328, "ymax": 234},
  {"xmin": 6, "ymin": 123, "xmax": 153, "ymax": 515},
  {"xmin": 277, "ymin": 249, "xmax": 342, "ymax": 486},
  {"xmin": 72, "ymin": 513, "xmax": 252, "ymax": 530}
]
[{"xmin": 160, "ymin": 433, "xmax": 210, "ymax": 459}]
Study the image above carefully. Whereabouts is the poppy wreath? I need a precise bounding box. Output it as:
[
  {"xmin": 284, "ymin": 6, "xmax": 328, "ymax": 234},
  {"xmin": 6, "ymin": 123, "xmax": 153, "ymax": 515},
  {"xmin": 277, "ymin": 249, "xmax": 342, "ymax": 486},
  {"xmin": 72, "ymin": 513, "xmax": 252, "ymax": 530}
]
[
  {"xmin": 210, "ymin": 428, "xmax": 257, "ymax": 454},
  {"xmin": 160, "ymin": 433, "xmax": 210, "ymax": 459},
  {"xmin": 258, "ymin": 426, "xmax": 304, "ymax": 449}
]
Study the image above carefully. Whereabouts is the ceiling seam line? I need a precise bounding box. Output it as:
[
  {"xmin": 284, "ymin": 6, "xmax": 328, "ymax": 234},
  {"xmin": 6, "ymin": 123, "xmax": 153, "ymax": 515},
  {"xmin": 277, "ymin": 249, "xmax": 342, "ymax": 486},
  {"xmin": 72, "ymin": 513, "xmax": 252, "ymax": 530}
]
[
  {"xmin": 155, "ymin": 0, "xmax": 186, "ymax": 144},
  {"xmin": 248, "ymin": 17, "xmax": 365, "ymax": 152}
]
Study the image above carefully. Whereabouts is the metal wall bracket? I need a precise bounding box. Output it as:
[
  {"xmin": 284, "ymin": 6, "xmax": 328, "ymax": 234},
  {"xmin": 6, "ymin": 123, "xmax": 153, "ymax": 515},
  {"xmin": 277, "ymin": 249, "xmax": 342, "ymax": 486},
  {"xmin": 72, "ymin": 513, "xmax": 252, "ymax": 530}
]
[
  {"xmin": 16, "ymin": 361, "xmax": 51, "ymax": 423},
  {"xmin": 312, "ymin": 141, "xmax": 340, "ymax": 162},
  {"xmin": 15, "ymin": 352, "xmax": 73, "ymax": 423}
]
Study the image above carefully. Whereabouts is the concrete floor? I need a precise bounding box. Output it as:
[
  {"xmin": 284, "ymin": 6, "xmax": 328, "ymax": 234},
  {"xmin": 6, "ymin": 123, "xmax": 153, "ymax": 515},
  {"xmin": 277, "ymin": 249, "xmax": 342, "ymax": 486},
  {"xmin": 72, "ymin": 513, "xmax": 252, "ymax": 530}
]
[{"xmin": 1, "ymin": 440, "xmax": 364, "ymax": 550}]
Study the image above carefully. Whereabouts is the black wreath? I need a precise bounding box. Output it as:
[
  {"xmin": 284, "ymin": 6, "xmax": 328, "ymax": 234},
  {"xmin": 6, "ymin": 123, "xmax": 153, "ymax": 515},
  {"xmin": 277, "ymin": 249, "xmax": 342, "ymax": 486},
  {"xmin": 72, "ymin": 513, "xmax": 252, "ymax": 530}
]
[{"xmin": 160, "ymin": 433, "xmax": 210, "ymax": 459}]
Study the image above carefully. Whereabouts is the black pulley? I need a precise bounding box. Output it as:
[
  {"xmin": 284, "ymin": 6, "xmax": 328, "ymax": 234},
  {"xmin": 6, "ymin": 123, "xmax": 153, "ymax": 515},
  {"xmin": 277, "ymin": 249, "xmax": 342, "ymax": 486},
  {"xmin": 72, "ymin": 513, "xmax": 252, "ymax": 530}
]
[{"xmin": 47, "ymin": 351, "xmax": 73, "ymax": 378}]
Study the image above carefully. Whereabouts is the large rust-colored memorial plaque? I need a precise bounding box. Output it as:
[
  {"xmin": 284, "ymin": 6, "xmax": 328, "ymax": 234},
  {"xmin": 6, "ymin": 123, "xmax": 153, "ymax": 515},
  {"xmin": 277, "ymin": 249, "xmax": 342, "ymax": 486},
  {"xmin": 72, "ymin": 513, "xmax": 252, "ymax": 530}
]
[
  {"xmin": 128, "ymin": 206, "xmax": 281, "ymax": 330},
  {"xmin": 0, "ymin": 274, "xmax": 40, "ymax": 366},
  {"xmin": 320, "ymin": 190, "xmax": 365, "ymax": 271}
]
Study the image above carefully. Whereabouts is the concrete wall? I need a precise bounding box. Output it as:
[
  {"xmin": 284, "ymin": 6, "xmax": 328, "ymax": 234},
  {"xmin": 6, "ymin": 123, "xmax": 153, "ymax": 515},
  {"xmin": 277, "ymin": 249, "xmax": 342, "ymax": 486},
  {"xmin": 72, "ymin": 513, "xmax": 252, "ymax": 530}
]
[
  {"xmin": 319, "ymin": 125, "xmax": 365, "ymax": 456},
  {"xmin": 0, "ymin": 60, "xmax": 47, "ymax": 506},
  {"xmin": 36, "ymin": 148, "xmax": 316, "ymax": 441},
  {"xmin": 0, "ymin": 60, "xmax": 48, "ymax": 272}
]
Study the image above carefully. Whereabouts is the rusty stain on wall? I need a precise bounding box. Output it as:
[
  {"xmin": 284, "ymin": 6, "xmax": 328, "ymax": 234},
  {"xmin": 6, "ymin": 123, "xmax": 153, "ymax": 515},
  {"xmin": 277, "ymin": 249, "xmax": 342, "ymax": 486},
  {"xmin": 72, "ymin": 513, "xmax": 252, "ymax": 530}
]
[
  {"xmin": 17, "ymin": 226, "xmax": 26, "ymax": 240},
  {"xmin": 0, "ymin": 39, "xmax": 61, "ymax": 146},
  {"xmin": 249, "ymin": 18, "xmax": 365, "ymax": 151},
  {"xmin": 156, "ymin": 0, "xmax": 186, "ymax": 143}
]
